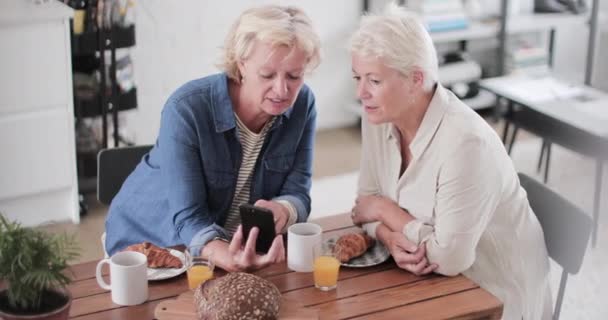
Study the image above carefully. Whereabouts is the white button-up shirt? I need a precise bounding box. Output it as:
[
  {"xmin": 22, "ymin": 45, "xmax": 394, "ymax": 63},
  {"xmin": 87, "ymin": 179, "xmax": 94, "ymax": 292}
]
[{"xmin": 360, "ymin": 85, "xmax": 552, "ymax": 320}]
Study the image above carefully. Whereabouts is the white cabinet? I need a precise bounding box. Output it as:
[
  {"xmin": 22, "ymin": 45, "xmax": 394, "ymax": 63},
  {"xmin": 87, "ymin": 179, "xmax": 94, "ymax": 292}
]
[{"xmin": 0, "ymin": 0, "xmax": 78, "ymax": 226}]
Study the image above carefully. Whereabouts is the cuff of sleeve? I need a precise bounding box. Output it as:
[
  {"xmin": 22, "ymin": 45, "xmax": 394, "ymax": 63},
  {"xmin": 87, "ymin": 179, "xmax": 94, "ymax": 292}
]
[
  {"xmin": 212, "ymin": 236, "xmax": 230, "ymax": 244},
  {"xmin": 402, "ymin": 219, "xmax": 434, "ymax": 245},
  {"xmin": 189, "ymin": 224, "xmax": 230, "ymax": 247},
  {"xmin": 273, "ymin": 194, "xmax": 309, "ymax": 222},
  {"xmin": 362, "ymin": 221, "xmax": 381, "ymax": 239},
  {"xmin": 274, "ymin": 199, "xmax": 298, "ymax": 233}
]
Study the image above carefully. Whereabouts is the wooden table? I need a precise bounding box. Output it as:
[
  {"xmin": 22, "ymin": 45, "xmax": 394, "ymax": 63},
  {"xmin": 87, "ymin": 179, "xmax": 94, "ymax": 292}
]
[{"xmin": 67, "ymin": 213, "xmax": 503, "ymax": 319}]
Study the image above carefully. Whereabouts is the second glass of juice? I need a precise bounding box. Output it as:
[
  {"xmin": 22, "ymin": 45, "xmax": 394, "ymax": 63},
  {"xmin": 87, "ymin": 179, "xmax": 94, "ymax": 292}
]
[
  {"xmin": 313, "ymin": 243, "xmax": 340, "ymax": 291},
  {"xmin": 185, "ymin": 245, "xmax": 214, "ymax": 290}
]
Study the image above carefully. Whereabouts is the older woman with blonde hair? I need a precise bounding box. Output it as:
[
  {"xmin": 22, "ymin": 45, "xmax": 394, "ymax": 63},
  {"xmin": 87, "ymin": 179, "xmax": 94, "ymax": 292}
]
[
  {"xmin": 349, "ymin": 4, "xmax": 552, "ymax": 319},
  {"xmin": 105, "ymin": 5, "xmax": 321, "ymax": 272}
]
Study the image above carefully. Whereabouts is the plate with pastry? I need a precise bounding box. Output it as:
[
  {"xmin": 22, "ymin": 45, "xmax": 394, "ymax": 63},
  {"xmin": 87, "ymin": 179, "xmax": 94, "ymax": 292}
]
[
  {"xmin": 324, "ymin": 232, "xmax": 391, "ymax": 268},
  {"xmin": 122, "ymin": 241, "xmax": 188, "ymax": 281}
]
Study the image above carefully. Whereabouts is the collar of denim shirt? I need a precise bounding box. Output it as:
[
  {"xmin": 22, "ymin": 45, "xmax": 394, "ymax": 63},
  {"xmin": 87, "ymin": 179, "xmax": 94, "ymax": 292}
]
[{"xmin": 210, "ymin": 73, "xmax": 294, "ymax": 133}]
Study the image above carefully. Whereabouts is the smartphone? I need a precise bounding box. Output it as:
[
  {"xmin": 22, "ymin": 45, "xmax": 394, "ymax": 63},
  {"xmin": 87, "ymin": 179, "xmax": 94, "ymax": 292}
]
[{"xmin": 239, "ymin": 204, "xmax": 277, "ymax": 253}]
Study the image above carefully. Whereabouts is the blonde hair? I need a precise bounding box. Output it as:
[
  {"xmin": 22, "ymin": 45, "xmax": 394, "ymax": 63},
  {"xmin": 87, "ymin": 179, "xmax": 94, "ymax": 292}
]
[
  {"xmin": 350, "ymin": 3, "xmax": 438, "ymax": 90},
  {"xmin": 219, "ymin": 5, "xmax": 322, "ymax": 83}
]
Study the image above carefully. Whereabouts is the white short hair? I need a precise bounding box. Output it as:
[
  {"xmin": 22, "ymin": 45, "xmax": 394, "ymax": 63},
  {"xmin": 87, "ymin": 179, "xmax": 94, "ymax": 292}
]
[
  {"xmin": 219, "ymin": 5, "xmax": 322, "ymax": 83},
  {"xmin": 350, "ymin": 3, "xmax": 438, "ymax": 90}
]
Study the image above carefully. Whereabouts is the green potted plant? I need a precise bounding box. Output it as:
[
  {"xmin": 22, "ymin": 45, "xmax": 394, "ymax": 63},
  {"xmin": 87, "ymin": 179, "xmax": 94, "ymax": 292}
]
[{"xmin": 0, "ymin": 214, "xmax": 79, "ymax": 320}]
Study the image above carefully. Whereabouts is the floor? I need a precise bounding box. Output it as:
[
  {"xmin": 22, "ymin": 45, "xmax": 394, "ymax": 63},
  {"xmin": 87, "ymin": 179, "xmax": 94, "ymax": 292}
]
[{"xmin": 37, "ymin": 114, "xmax": 608, "ymax": 319}]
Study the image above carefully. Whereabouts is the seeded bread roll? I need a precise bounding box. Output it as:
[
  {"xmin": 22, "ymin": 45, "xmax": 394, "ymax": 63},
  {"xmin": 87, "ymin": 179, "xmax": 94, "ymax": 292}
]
[{"xmin": 193, "ymin": 272, "xmax": 281, "ymax": 320}]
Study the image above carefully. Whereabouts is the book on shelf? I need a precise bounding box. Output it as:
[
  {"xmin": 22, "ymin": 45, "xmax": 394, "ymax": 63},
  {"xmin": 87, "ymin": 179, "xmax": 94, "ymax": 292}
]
[
  {"xmin": 409, "ymin": 0, "xmax": 470, "ymax": 33},
  {"xmin": 426, "ymin": 16, "xmax": 469, "ymax": 32}
]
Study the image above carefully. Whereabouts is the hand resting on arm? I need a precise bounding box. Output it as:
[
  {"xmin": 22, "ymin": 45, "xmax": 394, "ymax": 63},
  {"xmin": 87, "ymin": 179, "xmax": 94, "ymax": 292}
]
[{"xmin": 352, "ymin": 194, "xmax": 437, "ymax": 276}]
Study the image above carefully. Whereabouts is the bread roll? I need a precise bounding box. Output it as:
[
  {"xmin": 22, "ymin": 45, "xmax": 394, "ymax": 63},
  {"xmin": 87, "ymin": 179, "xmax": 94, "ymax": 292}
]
[{"xmin": 193, "ymin": 272, "xmax": 281, "ymax": 320}]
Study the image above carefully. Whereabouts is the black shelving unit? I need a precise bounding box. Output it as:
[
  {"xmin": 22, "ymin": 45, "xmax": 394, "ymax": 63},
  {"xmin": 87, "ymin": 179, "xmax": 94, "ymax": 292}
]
[
  {"xmin": 72, "ymin": 24, "xmax": 136, "ymax": 56},
  {"xmin": 74, "ymin": 87, "xmax": 137, "ymax": 119},
  {"xmin": 71, "ymin": 24, "xmax": 137, "ymax": 204},
  {"xmin": 72, "ymin": 24, "xmax": 137, "ymax": 149}
]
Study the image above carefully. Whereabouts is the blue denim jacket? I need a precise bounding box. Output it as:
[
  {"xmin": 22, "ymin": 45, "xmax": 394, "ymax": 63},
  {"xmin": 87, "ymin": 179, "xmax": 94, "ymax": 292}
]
[{"xmin": 105, "ymin": 73, "xmax": 316, "ymax": 255}]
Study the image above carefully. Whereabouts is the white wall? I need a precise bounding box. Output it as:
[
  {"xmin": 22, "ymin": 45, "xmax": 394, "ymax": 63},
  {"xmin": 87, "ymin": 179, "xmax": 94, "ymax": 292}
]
[
  {"xmin": 553, "ymin": 1, "xmax": 607, "ymax": 86},
  {"xmin": 123, "ymin": 0, "xmax": 606, "ymax": 145},
  {"xmin": 126, "ymin": 0, "xmax": 361, "ymax": 145}
]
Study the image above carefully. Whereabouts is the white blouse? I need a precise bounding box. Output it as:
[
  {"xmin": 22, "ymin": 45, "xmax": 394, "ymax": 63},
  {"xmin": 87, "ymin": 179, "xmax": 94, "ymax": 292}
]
[{"xmin": 359, "ymin": 85, "xmax": 552, "ymax": 320}]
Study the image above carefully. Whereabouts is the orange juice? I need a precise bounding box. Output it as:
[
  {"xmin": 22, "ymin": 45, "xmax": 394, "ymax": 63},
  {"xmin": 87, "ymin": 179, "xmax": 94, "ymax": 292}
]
[
  {"xmin": 187, "ymin": 265, "xmax": 213, "ymax": 289},
  {"xmin": 313, "ymin": 256, "xmax": 340, "ymax": 290}
]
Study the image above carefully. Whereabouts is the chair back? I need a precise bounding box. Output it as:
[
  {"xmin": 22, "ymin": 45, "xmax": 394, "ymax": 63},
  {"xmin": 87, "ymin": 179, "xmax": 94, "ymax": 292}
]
[
  {"xmin": 97, "ymin": 145, "xmax": 153, "ymax": 205},
  {"xmin": 518, "ymin": 173, "xmax": 592, "ymax": 319}
]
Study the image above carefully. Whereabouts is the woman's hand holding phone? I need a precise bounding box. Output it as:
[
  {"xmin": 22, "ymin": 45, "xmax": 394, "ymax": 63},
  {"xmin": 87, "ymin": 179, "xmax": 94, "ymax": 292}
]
[
  {"xmin": 205, "ymin": 202, "xmax": 288, "ymax": 272},
  {"xmin": 227, "ymin": 225, "xmax": 285, "ymax": 271},
  {"xmin": 254, "ymin": 199, "xmax": 290, "ymax": 234}
]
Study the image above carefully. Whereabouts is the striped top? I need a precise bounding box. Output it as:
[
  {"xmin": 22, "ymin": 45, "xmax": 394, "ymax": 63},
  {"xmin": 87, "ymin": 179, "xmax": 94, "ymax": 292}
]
[{"xmin": 223, "ymin": 114, "xmax": 276, "ymax": 235}]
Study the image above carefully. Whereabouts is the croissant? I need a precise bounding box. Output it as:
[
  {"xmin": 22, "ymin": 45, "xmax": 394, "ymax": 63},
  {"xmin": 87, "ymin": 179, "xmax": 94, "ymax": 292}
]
[
  {"xmin": 333, "ymin": 233, "xmax": 374, "ymax": 263},
  {"xmin": 122, "ymin": 241, "xmax": 183, "ymax": 269}
]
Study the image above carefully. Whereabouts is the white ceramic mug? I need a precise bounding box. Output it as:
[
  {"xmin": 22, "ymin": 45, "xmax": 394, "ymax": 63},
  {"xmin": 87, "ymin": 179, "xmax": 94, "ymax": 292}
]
[
  {"xmin": 96, "ymin": 251, "xmax": 148, "ymax": 305},
  {"xmin": 287, "ymin": 223, "xmax": 323, "ymax": 272}
]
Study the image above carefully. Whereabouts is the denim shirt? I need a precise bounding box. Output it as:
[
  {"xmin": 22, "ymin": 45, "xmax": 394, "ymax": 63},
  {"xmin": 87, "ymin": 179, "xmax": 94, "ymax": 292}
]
[{"xmin": 105, "ymin": 73, "xmax": 316, "ymax": 255}]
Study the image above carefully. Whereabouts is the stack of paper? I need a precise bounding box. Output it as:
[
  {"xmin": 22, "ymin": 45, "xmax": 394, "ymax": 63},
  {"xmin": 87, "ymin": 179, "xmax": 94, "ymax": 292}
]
[
  {"xmin": 409, "ymin": 0, "xmax": 469, "ymax": 32},
  {"xmin": 502, "ymin": 77, "xmax": 583, "ymax": 103}
]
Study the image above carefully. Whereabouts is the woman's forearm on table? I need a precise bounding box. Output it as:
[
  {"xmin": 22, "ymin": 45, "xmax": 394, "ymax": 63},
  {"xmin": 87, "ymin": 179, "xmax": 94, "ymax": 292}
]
[
  {"xmin": 378, "ymin": 205, "xmax": 415, "ymax": 233},
  {"xmin": 375, "ymin": 223, "xmax": 390, "ymax": 245}
]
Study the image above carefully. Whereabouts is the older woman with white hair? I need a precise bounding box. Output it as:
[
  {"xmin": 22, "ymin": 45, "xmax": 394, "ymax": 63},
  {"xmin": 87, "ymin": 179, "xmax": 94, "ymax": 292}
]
[
  {"xmin": 349, "ymin": 4, "xmax": 552, "ymax": 319},
  {"xmin": 105, "ymin": 5, "xmax": 321, "ymax": 272}
]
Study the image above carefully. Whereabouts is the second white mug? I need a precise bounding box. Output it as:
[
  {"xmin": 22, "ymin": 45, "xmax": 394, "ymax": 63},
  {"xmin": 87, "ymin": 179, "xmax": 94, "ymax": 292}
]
[
  {"xmin": 287, "ymin": 222, "xmax": 323, "ymax": 272},
  {"xmin": 96, "ymin": 251, "xmax": 148, "ymax": 306}
]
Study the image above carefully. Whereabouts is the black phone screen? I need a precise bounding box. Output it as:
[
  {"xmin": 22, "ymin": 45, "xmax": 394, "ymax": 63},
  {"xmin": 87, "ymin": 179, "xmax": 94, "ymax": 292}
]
[{"xmin": 239, "ymin": 204, "xmax": 276, "ymax": 253}]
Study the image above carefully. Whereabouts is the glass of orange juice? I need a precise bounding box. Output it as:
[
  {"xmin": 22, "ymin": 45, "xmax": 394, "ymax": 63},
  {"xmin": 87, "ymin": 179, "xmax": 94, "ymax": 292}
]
[
  {"xmin": 185, "ymin": 245, "xmax": 214, "ymax": 290},
  {"xmin": 313, "ymin": 243, "xmax": 340, "ymax": 291}
]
